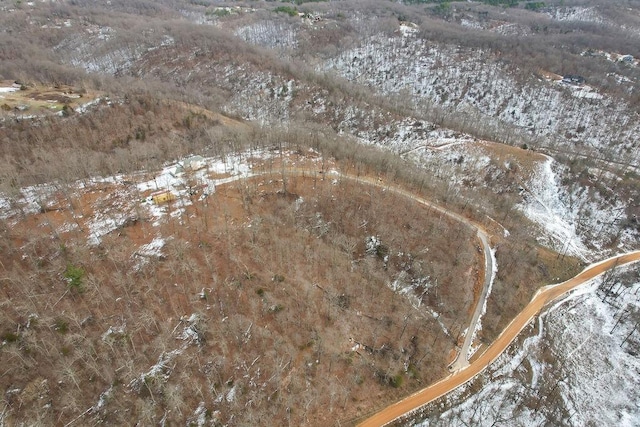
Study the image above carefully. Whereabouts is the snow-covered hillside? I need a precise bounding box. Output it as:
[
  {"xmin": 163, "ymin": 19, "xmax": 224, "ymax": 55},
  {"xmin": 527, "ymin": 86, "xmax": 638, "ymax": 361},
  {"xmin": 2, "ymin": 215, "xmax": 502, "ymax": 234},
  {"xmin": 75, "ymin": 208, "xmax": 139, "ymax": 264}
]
[
  {"xmin": 3, "ymin": 2, "xmax": 640, "ymax": 425},
  {"xmin": 324, "ymin": 29, "xmax": 640, "ymax": 165},
  {"xmin": 413, "ymin": 264, "xmax": 640, "ymax": 426},
  {"xmin": 520, "ymin": 157, "xmax": 593, "ymax": 261},
  {"xmin": 519, "ymin": 156, "xmax": 640, "ymax": 260},
  {"xmin": 235, "ymin": 20, "xmax": 299, "ymax": 51},
  {"xmin": 54, "ymin": 23, "xmax": 175, "ymax": 75}
]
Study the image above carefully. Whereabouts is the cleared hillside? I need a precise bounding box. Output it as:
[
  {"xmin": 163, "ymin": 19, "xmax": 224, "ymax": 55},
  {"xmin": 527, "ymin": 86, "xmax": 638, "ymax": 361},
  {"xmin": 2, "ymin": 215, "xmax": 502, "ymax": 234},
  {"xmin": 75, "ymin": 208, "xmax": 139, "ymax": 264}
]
[
  {"xmin": 0, "ymin": 0, "xmax": 638, "ymax": 426},
  {"xmin": 1, "ymin": 149, "xmax": 485, "ymax": 425}
]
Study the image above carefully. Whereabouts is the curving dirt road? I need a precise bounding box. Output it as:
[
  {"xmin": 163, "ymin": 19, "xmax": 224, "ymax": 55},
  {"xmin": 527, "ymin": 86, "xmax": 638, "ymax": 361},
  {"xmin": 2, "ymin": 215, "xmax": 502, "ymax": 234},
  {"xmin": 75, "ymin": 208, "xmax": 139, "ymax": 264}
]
[
  {"xmin": 214, "ymin": 166, "xmax": 636, "ymax": 426},
  {"xmin": 272, "ymin": 169, "xmax": 495, "ymax": 374},
  {"xmin": 449, "ymin": 230, "xmax": 493, "ymax": 372},
  {"xmin": 323, "ymin": 171, "xmax": 495, "ymax": 372},
  {"xmin": 357, "ymin": 250, "xmax": 640, "ymax": 427}
]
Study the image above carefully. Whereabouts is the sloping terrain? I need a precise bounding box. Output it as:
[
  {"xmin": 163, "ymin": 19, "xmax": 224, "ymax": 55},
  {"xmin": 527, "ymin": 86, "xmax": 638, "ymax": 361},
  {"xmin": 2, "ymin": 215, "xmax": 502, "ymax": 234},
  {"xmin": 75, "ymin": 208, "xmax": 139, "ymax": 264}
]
[
  {"xmin": 411, "ymin": 265, "xmax": 640, "ymax": 427},
  {"xmin": 1, "ymin": 0, "xmax": 639, "ymax": 426},
  {"xmin": 0, "ymin": 148, "xmax": 484, "ymax": 425}
]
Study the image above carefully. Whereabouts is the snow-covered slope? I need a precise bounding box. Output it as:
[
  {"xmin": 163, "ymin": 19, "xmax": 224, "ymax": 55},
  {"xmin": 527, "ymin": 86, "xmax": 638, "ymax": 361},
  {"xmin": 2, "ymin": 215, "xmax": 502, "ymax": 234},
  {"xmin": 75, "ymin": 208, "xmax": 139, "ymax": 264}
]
[
  {"xmin": 413, "ymin": 264, "xmax": 640, "ymax": 426},
  {"xmin": 519, "ymin": 156, "xmax": 639, "ymax": 260},
  {"xmin": 54, "ymin": 23, "xmax": 175, "ymax": 75},
  {"xmin": 520, "ymin": 157, "xmax": 592, "ymax": 261},
  {"xmin": 324, "ymin": 29, "xmax": 640, "ymax": 165}
]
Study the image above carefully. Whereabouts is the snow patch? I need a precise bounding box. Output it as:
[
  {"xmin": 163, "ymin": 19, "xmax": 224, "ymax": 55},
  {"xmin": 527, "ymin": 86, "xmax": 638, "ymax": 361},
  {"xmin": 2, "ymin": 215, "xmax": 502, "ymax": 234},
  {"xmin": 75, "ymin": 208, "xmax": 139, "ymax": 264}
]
[
  {"xmin": 176, "ymin": 313, "xmax": 205, "ymax": 345},
  {"xmin": 398, "ymin": 22, "xmax": 418, "ymax": 37},
  {"xmin": 519, "ymin": 157, "xmax": 591, "ymax": 261},
  {"xmin": 187, "ymin": 401, "xmax": 208, "ymax": 427},
  {"xmin": 136, "ymin": 236, "xmax": 166, "ymax": 258},
  {"xmin": 467, "ymin": 245, "xmax": 497, "ymax": 359},
  {"xmin": 91, "ymin": 386, "xmax": 113, "ymax": 412},
  {"xmin": 226, "ymin": 384, "xmax": 238, "ymax": 403},
  {"xmin": 128, "ymin": 348, "xmax": 183, "ymax": 393},
  {"xmin": 102, "ymin": 324, "xmax": 127, "ymax": 343},
  {"xmin": 133, "ymin": 236, "xmax": 167, "ymax": 270}
]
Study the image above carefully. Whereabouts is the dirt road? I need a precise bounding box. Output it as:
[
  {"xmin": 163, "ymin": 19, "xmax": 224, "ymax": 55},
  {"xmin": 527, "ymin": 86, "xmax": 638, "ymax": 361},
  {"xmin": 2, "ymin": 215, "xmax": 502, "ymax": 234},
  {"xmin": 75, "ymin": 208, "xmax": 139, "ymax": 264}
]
[
  {"xmin": 274, "ymin": 169, "xmax": 496, "ymax": 373},
  {"xmin": 324, "ymin": 171, "xmax": 495, "ymax": 372},
  {"xmin": 449, "ymin": 230, "xmax": 493, "ymax": 372},
  {"xmin": 357, "ymin": 250, "xmax": 640, "ymax": 427}
]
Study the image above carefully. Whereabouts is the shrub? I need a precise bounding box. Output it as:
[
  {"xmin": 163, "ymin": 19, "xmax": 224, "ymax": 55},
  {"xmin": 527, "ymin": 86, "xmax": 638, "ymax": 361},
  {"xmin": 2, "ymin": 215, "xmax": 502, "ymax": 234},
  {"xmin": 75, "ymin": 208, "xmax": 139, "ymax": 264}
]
[
  {"xmin": 390, "ymin": 374, "xmax": 404, "ymax": 388},
  {"xmin": 376, "ymin": 244, "xmax": 389, "ymax": 259},
  {"xmin": 1, "ymin": 331, "xmax": 19, "ymax": 343},
  {"xmin": 61, "ymin": 104, "xmax": 73, "ymax": 117},
  {"xmin": 268, "ymin": 304, "xmax": 284, "ymax": 313},
  {"xmin": 525, "ymin": 2, "xmax": 545, "ymax": 11},
  {"xmin": 336, "ymin": 294, "xmax": 351, "ymax": 309},
  {"xmin": 54, "ymin": 318, "xmax": 69, "ymax": 334},
  {"xmin": 64, "ymin": 264, "xmax": 85, "ymax": 292},
  {"xmin": 274, "ymin": 6, "xmax": 298, "ymax": 16}
]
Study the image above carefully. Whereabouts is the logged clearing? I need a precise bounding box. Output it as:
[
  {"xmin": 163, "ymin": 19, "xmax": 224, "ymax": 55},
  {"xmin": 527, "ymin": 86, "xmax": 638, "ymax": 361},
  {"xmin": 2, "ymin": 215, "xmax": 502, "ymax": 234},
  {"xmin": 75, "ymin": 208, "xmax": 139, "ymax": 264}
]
[
  {"xmin": 0, "ymin": 150, "xmax": 481, "ymax": 426},
  {"xmin": 0, "ymin": 80, "xmax": 103, "ymax": 116}
]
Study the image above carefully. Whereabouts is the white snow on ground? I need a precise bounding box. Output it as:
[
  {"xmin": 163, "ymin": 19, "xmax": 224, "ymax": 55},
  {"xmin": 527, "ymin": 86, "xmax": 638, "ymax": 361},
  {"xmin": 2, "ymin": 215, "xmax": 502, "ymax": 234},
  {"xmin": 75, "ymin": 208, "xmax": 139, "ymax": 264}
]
[
  {"xmin": 365, "ymin": 235, "xmax": 382, "ymax": 254},
  {"xmin": 467, "ymin": 246, "xmax": 498, "ymax": 360},
  {"xmin": 133, "ymin": 236, "xmax": 167, "ymax": 270},
  {"xmin": 91, "ymin": 386, "xmax": 113, "ymax": 412},
  {"xmin": 519, "ymin": 157, "xmax": 591, "ymax": 261},
  {"xmin": 235, "ymin": 21, "xmax": 298, "ymax": 51},
  {"xmin": 137, "ymin": 150, "xmax": 273, "ymax": 226},
  {"xmin": 128, "ymin": 348, "xmax": 184, "ymax": 393},
  {"xmin": 74, "ymin": 97, "xmax": 104, "ymax": 114},
  {"xmin": 136, "ymin": 151, "xmax": 260, "ymax": 195},
  {"xmin": 417, "ymin": 263, "xmax": 640, "ymax": 427},
  {"xmin": 187, "ymin": 401, "xmax": 208, "ymax": 427},
  {"xmin": 0, "ymin": 149, "xmax": 283, "ymax": 246},
  {"xmin": 214, "ymin": 64, "xmax": 295, "ymax": 124},
  {"xmin": 545, "ymin": 6, "xmax": 604, "ymax": 23},
  {"xmin": 546, "ymin": 272, "xmax": 640, "ymax": 427},
  {"xmin": 87, "ymin": 210, "xmax": 129, "ymax": 246},
  {"xmin": 101, "ymin": 324, "xmax": 126, "ymax": 343},
  {"xmin": 323, "ymin": 28, "xmax": 640, "ymax": 162},
  {"xmin": 176, "ymin": 313, "xmax": 204, "ymax": 344},
  {"xmin": 460, "ymin": 18, "xmax": 482, "ymax": 30},
  {"xmin": 398, "ymin": 23, "xmax": 418, "ymax": 37},
  {"xmin": 136, "ymin": 236, "xmax": 166, "ymax": 258},
  {"xmin": 226, "ymin": 384, "xmax": 238, "ymax": 403},
  {"xmin": 128, "ymin": 314, "xmax": 209, "ymax": 404},
  {"xmin": 54, "ymin": 25, "xmax": 174, "ymax": 76},
  {"xmin": 0, "ymin": 86, "xmax": 19, "ymax": 93},
  {"xmin": 426, "ymin": 372, "xmax": 546, "ymax": 427},
  {"xmin": 562, "ymin": 166, "xmax": 638, "ymax": 253},
  {"xmin": 0, "ymin": 184, "xmax": 59, "ymax": 218},
  {"xmin": 557, "ymin": 80, "xmax": 604, "ymax": 100},
  {"xmin": 428, "ymin": 308, "xmax": 451, "ymax": 338},
  {"xmin": 136, "ymin": 150, "xmax": 282, "ymax": 228},
  {"xmin": 389, "ymin": 273, "xmax": 451, "ymax": 337}
]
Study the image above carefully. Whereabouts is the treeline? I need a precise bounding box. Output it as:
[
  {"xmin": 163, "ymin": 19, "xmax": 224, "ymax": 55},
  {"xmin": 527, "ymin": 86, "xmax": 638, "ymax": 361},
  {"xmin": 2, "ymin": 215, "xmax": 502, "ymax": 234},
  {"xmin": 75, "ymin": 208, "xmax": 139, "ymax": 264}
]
[
  {"xmin": 405, "ymin": 0, "xmax": 518, "ymax": 6},
  {"xmin": 413, "ymin": 11, "xmax": 639, "ymax": 97},
  {"xmin": 0, "ymin": 95, "xmax": 216, "ymax": 189}
]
